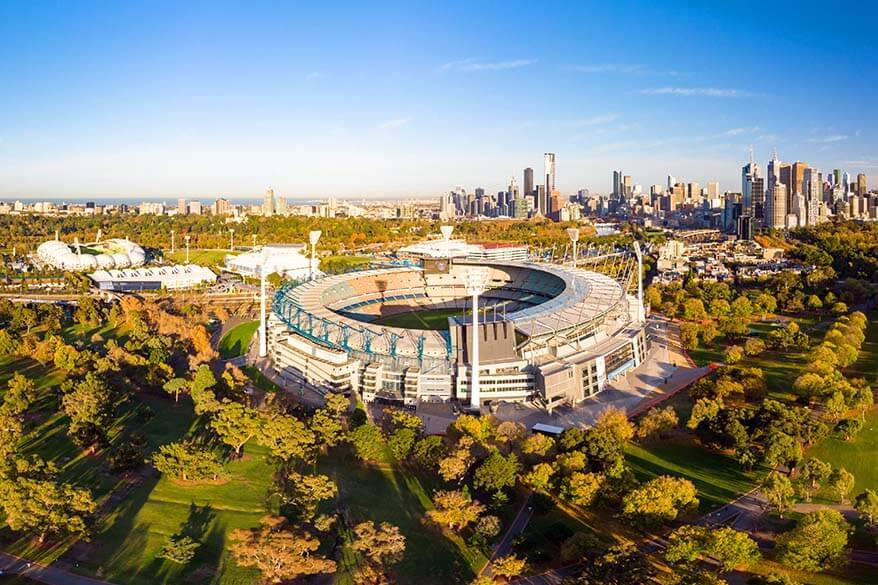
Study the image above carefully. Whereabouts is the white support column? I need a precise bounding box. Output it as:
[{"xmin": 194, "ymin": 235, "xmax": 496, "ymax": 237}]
[
  {"xmin": 258, "ymin": 249, "xmax": 269, "ymax": 358},
  {"xmin": 633, "ymin": 241, "xmax": 645, "ymax": 323},
  {"xmin": 470, "ymin": 291, "xmax": 480, "ymax": 411}
]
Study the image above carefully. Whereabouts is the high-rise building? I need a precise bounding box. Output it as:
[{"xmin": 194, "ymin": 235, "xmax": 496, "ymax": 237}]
[
  {"xmin": 857, "ymin": 173, "xmax": 867, "ymax": 197},
  {"xmin": 768, "ymin": 150, "xmax": 782, "ymax": 191},
  {"xmin": 623, "ymin": 175, "xmax": 632, "ymax": 198},
  {"xmin": 804, "ymin": 167, "xmax": 821, "ymax": 226},
  {"xmin": 833, "ymin": 169, "xmax": 842, "ymax": 188},
  {"xmin": 177, "ymin": 198, "xmax": 188, "ymax": 215},
  {"xmin": 791, "ymin": 161, "xmax": 809, "ymax": 196},
  {"xmin": 765, "ymin": 182, "xmax": 788, "ymax": 229},
  {"xmin": 523, "ymin": 168, "xmax": 534, "ymax": 203},
  {"xmin": 741, "ymin": 159, "xmax": 761, "ymax": 217},
  {"xmin": 544, "ymin": 153, "xmax": 556, "ymax": 196},
  {"xmin": 707, "ymin": 182, "xmax": 719, "ymax": 200},
  {"xmin": 263, "ymin": 188, "xmax": 275, "ymax": 217},
  {"xmin": 213, "ymin": 198, "xmax": 230, "ymax": 216},
  {"xmin": 188, "ymin": 201, "xmax": 202, "ymax": 215},
  {"xmin": 536, "ymin": 185, "xmax": 547, "ymax": 216},
  {"xmin": 613, "ymin": 171, "xmax": 623, "ymax": 198},
  {"xmin": 843, "ymin": 171, "xmax": 852, "ymax": 194},
  {"xmin": 667, "ymin": 175, "xmax": 675, "ymax": 192},
  {"xmin": 549, "ymin": 189, "xmax": 563, "ymax": 220}
]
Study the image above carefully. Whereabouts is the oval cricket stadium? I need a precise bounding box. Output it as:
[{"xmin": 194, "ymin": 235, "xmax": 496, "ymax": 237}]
[{"xmin": 265, "ymin": 231, "xmax": 648, "ymax": 413}]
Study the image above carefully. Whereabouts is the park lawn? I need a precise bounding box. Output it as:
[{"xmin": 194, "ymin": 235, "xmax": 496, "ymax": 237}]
[
  {"xmin": 76, "ymin": 440, "xmax": 277, "ymax": 585},
  {"xmin": 241, "ymin": 365, "xmax": 281, "ymax": 393},
  {"xmin": 372, "ymin": 309, "xmax": 463, "ymax": 331},
  {"xmin": 318, "ymin": 448, "xmax": 488, "ymax": 584},
  {"xmin": 746, "ymin": 558, "xmax": 878, "ymax": 585},
  {"xmin": 218, "ymin": 321, "xmax": 258, "ymax": 359},
  {"xmin": 625, "ymin": 436, "xmax": 762, "ymax": 514},
  {"xmin": 164, "ymin": 249, "xmax": 230, "ymax": 268},
  {"xmin": 807, "ymin": 409, "xmax": 878, "ymax": 495},
  {"xmin": 320, "ymin": 255, "xmax": 371, "ymax": 274}
]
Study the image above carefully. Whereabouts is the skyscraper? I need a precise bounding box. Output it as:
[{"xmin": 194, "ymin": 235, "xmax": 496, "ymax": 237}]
[
  {"xmin": 804, "ymin": 167, "xmax": 821, "ymax": 226},
  {"xmin": 741, "ymin": 159, "xmax": 760, "ymax": 216},
  {"xmin": 791, "ymin": 162, "xmax": 809, "ymax": 196},
  {"xmin": 765, "ymin": 182, "xmax": 788, "ymax": 229},
  {"xmin": 523, "ymin": 168, "xmax": 534, "ymax": 203},
  {"xmin": 544, "ymin": 153, "xmax": 556, "ymax": 196},
  {"xmin": 623, "ymin": 175, "xmax": 632, "ymax": 198},
  {"xmin": 263, "ymin": 188, "xmax": 275, "ymax": 217},
  {"xmin": 857, "ymin": 173, "xmax": 867, "ymax": 197},
  {"xmin": 613, "ymin": 171, "xmax": 623, "ymax": 198},
  {"xmin": 768, "ymin": 150, "xmax": 782, "ymax": 191}
]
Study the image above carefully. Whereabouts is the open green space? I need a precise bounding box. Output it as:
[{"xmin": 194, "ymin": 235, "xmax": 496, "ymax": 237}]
[
  {"xmin": 320, "ymin": 255, "xmax": 371, "ymax": 275},
  {"xmin": 808, "ymin": 410, "xmax": 878, "ymax": 495},
  {"xmin": 218, "ymin": 321, "xmax": 258, "ymax": 359},
  {"xmin": 163, "ymin": 249, "xmax": 230, "ymax": 268},
  {"xmin": 371, "ymin": 308, "xmax": 463, "ymax": 331},
  {"xmin": 625, "ymin": 437, "xmax": 763, "ymax": 514},
  {"xmin": 318, "ymin": 450, "xmax": 488, "ymax": 584}
]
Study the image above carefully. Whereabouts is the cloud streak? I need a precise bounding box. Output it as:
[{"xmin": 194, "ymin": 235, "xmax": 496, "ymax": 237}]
[
  {"xmin": 725, "ymin": 126, "xmax": 761, "ymax": 136},
  {"xmin": 569, "ymin": 113, "xmax": 620, "ymax": 127},
  {"xmin": 638, "ymin": 87, "xmax": 757, "ymax": 97},
  {"xmin": 440, "ymin": 58, "xmax": 537, "ymax": 72},
  {"xmin": 565, "ymin": 64, "xmax": 682, "ymax": 76},
  {"xmin": 379, "ymin": 118, "xmax": 411, "ymax": 129},
  {"xmin": 806, "ymin": 134, "xmax": 847, "ymax": 143}
]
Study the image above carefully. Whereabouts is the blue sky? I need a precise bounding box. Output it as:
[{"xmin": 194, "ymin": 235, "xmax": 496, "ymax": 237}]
[{"xmin": 0, "ymin": 0, "xmax": 875, "ymax": 199}]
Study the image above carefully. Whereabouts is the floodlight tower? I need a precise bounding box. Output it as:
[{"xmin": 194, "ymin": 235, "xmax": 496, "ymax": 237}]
[
  {"xmin": 252, "ymin": 233, "xmax": 257, "ymax": 249},
  {"xmin": 633, "ymin": 241, "xmax": 646, "ymax": 323},
  {"xmin": 440, "ymin": 225, "xmax": 454, "ymax": 258},
  {"xmin": 184, "ymin": 235, "xmax": 191, "ymax": 264},
  {"xmin": 229, "ymin": 228, "xmax": 235, "ymax": 252},
  {"xmin": 465, "ymin": 267, "xmax": 489, "ymax": 411},
  {"xmin": 258, "ymin": 248, "xmax": 270, "ymax": 358},
  {"xmin": 170, "ymin": 230, "xmax": 175, "ymax": 254},
  {"xmin": 566, "ymin": 228, "xmax": 580, "ymax": 268},
  {"xmin": 309, "ymin": 230, "xmax": 322, "ymax": 280}
]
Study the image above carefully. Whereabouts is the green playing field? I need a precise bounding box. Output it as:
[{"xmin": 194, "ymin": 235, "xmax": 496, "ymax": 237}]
[{"xmin": 370, "ymin": 308, "xmax": 464, "ymax": 330}]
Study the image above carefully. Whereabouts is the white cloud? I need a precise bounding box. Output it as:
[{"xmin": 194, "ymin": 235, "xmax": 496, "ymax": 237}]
[
  {"xmin": 807, "ymin": 134, "xmax": 848, "ymax": 143},
  {"xmin": 378, "ymin": 118, "xmax": 411, "ymax": 129},
  {"xmin": 440, "ymin": 58, "xmax": 537, "ymax": 72},
  {"xmin": 565, "ymin": 64, "xmax": 682, "ymax": 76},
  {"xmin": 569, "ymin": 113, "xmax": 620, "ymax": 127},
  {"xmin": 725, "ymin": 126, "xmax": 760, "ymax": 136},
  {"xmin": 638, "ymin": 87, "xmax": 756, "ymax": 97},
  {"xmin": 303, "ymin": 72, "xmax": 323, "ymax": 81}
]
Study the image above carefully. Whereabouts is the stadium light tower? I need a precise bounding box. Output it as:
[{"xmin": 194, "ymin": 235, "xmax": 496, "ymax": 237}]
[
  {"xmin": 184, "ymin": 235, "xmax": 191, "ymax": 264},
  {"xmin": 258, "ymin": 248, "xmax": 269, "ymax": 358},
  {"xmin": 229, "ymin": 228, "xmax": 235, "ymax": 252},
  {"xmin": 170, "ymin": 230, "xmax": 175, "ymax": 254},
  {"xmin": 633, "ymin": 241, "xmax": 646, "ymax": 323},
  {"xmin": 440, "ymin": 225, "xmax": 454, "ymax": 257},
  {"xmin": 465, "ymin": 267, "xmax": 490, "ymax": 411},
  {"xmin": 309, "ymin": 230, "xmax": 322, "ymax": 280},
  {"xmin": 566, "ymin": 228, "xmax": 580, "ymax": 268},
  {"xmin": 252, "ymin": 233, "xmax": 257, "ymax": 249}
]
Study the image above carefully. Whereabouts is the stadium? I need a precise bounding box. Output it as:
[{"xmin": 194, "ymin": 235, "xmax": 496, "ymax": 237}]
[
  {"xmin": 266, "ymin": 237, "xmax": 648, "ymax": 413},
  {"xmin": 36, "ymin": 235, "xmax": 146, "ymax": 271}
]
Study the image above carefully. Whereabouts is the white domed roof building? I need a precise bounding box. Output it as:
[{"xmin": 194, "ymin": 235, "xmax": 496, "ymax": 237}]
[{"xmin": 36, "ymin": 237, "xmax": 147, "ymax": 272}]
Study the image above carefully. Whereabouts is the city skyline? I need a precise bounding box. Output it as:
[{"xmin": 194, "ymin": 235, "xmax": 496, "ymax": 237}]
[{"xmin": 1, "ymin": 0, "xmax": 876, "ymax": 198}]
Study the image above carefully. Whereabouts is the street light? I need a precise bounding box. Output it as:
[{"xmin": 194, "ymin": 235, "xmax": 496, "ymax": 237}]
[
  {"xmin": 308, "ymin": 230, "xmax": 322, "ymax": 280},
  {"xmin": 464, "ymin": 267, "xmax": 490, "ymax": 412},
  {"xmin": 170, "ymin": 230, "xmax": 175, "ymax": 254},
  {"xmin": 184, "ymin": 235, "xmax": 191, "ymax": 264},
  {"xmin": 258, "ymin": 248, "xmax": 270, "ymax": 358},
  {"xmin": 566, "ymin": 228, "xmax": 580, "ymax": 268},
  {"xmin": 229, "ymin": 228, "xmax": 235, "ymax": 252}
]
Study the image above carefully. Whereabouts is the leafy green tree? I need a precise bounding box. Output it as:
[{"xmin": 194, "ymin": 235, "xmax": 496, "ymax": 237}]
[
  {"xmin": 797, "ymin": 458, "xmax": 832, "ymax": 502},
  {"xmin": 210, "ymin": 401, "xmax": 260, "ymax": 455},
  {"xmin": 257, "ymin": 413, "xmax": 316, "ymax": 462},
  {"xmin": 828, "ymin": 467, "xmax": 855, "ymax": 504},
  {"xmin": 561, "ymin": 471, "xmax": 604, "ymax": 507},
  {"xmin": 310, "ymin": 408, "xmax": 345, "ymax": 449},
  {"xmin": 521, "ymin": 433, "xmax": 555, "ymax": 458},
  {"xmin": 777, "ymin": 510, "xmax": 850, "ymax": 571},
  {"xmin": 620, "ymin": 476, "xmax": 698, "ymax": 528},
  {"xmin": 636, "ymin": 406, "xmax": 678, "ymax": 440},
  {"xmin": 683, "ymin": 298, "xmax": 707, "ymax": 321},
  {"xmin": 473, "ymin": 451, "xmax": 519, "ymax": 493},
  {"xmin": 707, "ymin": 526, "xmax": 761, "ymax": 571},
  {"xmin": 723, "ymin": 345, "xmax": 744, "ymax": 364},
  {"xmin": 152, "ymin": 441, "xmax": 224, "ymax": 481},
  {"xmin": 0, "ymin": 329, "xmax": 15, "ymax": 356},
  {"xmin": 679, "ymin": 322, "xmax": 699, "ymax": 350},
  {"xmin": 189, "ymin": 365, "xmax": 220, "ymax": 414},
  {"xmin": 348, "ymin": 423, "xmax": 387, "ymax": 461},
  {"xmin": 388, "ymin": 427, "xmax": 416, "ymax": 460},
  {"xmin": 280, "ymin": 472, "xmax": 337, "ymax": 521},
  {"xmin": 162, "ymin": 378, "xmax": 189, "ymax": 403},
  {"xmin": 854, "ymin": 490, "xmax": 878, "ymax": 527},
  {"xmin": 762, "ymin": 471, "xmax": 795, "ymax": 517},
  {"xmin": 522, "ymin": 462, "xmax": 554, "ymax": 492},
  {"xmin": 61, "ymin": 373, "xmax": 113, "ymax": 451},
  {"xmin": 687, "ymin": 397, "xmax": 722, "ymax": 430},
  {"xmin": 492, "ymin": 554, "xmax": 526, "ymax": 580},
  {"xmin": 412, "ymin": 435, "xmax": 445, "ymax": 469},
  {"xmin": 157, "ymin": 535, "xmax": 200, "ymax": 564}
]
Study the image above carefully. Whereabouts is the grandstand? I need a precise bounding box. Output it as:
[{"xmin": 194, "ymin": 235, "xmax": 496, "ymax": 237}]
[{"xmin": 266, "ymin": 247, "xmax": 647, "ymax": 412}]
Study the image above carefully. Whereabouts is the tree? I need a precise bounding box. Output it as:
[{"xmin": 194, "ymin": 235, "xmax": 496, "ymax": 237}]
[
  {"xmin": 828, "ymin": 467, "xmax": 855, "ymax": 504},
  {"xmin": 854, "ymin": 490, "xmax": 878, "ymax": 527},
  {"xmin": 797, "ymin": 458, "xmax": 831, "ymax": 502},
  {"xmin": 157, "ymin": 535, "xmax": 200, "ymax": 564},
  {"xmin": 492, "ymin": 554, "xmax": 526, "ymax": 580},
  {"xmin": 189, "ymin": 365, "xmax": 220, "ymax": 415},
  {"xmin": 61, "ymin": 373, "xmax": 113, "ymax": 451},
  {"xmin": 348, "ymin": 423, "xmax": 387, "ymax": 461},
  {"xmin": 310, "ymin": 408, "xmax": 345, "ymax": 449},
  {"xmin": 229, "ymin": 516, "xmax": 336, "ymax": 583},
  {"xmin": 679, "ymin": 322, "xmax": 700, "ymax": 350},
  {"xmin": 428, "ymin": 490, "xmax": 485, "ymax": 531},
  {"xmin": 522, "ymin": 433, "xmax": 555, "ymax": 458},
  {"xmin": 620, "ymin": 476, "xmax": 698, "ymax": 528},
  {"xmin": 636, "ymin": 406, "xmax": 678, "ymax": 440},
  {"xmin": 593, "ymin": 406, "xmax": 635, "ymax": 443},
  {"xmin": 152, "ymin": 441, "xmax": 224, "ymax": 481},
  {"xmin": 561, "ymin": 472, "xmax": 604, "ymax": 507},
  {"xmin": 53, "ymin": 343, "xmax": 80, "ymax": 372},
  {"xmin": 387, "ymin": 428, "xmax": 416, "ymax": 460},
  {"xmin": 210, "ymin": 402, "xmax": 260, "ymax": 455},
  {"xmin": 687, "ymin": 397, "xmax": 722, "ymax": 430},
  {"xmin": 723, "ymin": 345, "xmax": 744, "ymax": 364},
  {"xmin": 665, "ymin": 525, "xmax": 707, "ymax": 567},
  {"xmin": 577, "ymin": 542, "xmax": 655, "ymax": 585},
  {"xmin": 522, "ymin": 462, "xmax": 554, "ymax": 492},
  {"xmin": 351, "ymin": 521, "xmax": 405, "ymax": 579},
  {"xmin": 412, "ymin": 435, "xmax": 445, "ymax": 469},
  {"xmin": 683, "ymin": 299, "xmax": 707, "ymax": 321},
  {"xmin": 0, "ymin": 466, "xmax": 97, "ymax": 543},
  {"xmin": 707, "ymin": 526, "xmax": 760, "ymax": 571},
  {"xmin": 762, "ymin": 471, "xmax": 795, "ymax": 517},
  {"xmin": 0, "ymin": 329, "xmax": 16, "ymax": 356},
  {"xmin": 473, "ymin": 451, "xmax": 519, "ymax": 493},
  {"xmin": 162, "ymin": 378, "xmax": 189, "ymax": 403},
  {"xmin": 777, "ymin": 510, "xmax": 850, "ymax": 571},
  {"xmin": 257, "ymin": 413, "xmax": 316, "ymax": 462},
  {"xmin": 743, "ymin": 338, "xmax": 765, "ymax": 356},
  {"xmin": 280, "ymin": 472, "xmax": 337, "ymax": 521}
]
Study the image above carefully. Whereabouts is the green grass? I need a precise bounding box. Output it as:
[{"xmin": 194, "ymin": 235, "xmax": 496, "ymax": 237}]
[
  {"xmin": 625, "ymin": 437, "xmax": 763, "ymax": 514},
  {"xmin": 808, "ymin": 410, "xmax": 878, "ymax": 495},
  {"xmin": 218, "ymin": 321, "xmax": 258, "ymax": 359},
  {"xmin": 372, "ymin": 309, "xmax": 464, "ymax": 331},
  {"xmin": 164, "ymin": 249, "xmax": 230, "ymax": 267},
  {"xmin": 241, "ymin": 365, "xmax": 280, "ymax": 393},
  {"xmin": 318, "ymin": 449, "xmax": 487, "ymax": 584}
]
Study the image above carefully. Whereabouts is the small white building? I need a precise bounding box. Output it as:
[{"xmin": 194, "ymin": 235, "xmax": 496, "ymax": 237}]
[
  {"xmin": 90, "ymin": 265, "xmax": 216, "ymax": 291},
  {"xmin": 224, "ymin": 244, "xmax": 318, "ymax": 279},
  {"xmin": 398, "ymin": 239, "xmax": 529, "ymax": 262}
]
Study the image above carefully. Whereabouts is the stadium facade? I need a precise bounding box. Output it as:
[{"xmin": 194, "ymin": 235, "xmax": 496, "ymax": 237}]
[
  {"xmin": 36, "ymin": 237, "xmax": 146, "ymax": 271},
  {"xmin": 266, "ymin": 246, "xmax": 647, "ymax": 412}
]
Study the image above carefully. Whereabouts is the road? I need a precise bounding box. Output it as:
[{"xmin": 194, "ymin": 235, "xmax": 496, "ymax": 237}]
[
  {"xmin": 0, "ymin": 552, "xmax": 114, "ymax": 585},
  {"xmin": 479, "ymin": 492, "xmax": 534, "ymax": 578}
]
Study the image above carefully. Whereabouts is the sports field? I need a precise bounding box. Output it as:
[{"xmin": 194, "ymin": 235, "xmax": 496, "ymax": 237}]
[
  {"xmin": 218, "ymin": 320, "xmax": 259, "ymax": 359},
  {"xmin": 371, "ymin": 309, "xmax": 464, "ymax": 331}
]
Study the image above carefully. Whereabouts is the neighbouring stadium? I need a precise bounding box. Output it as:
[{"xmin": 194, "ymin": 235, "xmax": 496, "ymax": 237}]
[
  {"xmin": 265, "ymin": 230, "xmax": 648, "ymax": 413},
  {"xmin": 36, "ymin": 234, "xmax": 146, "ymax": 271}
]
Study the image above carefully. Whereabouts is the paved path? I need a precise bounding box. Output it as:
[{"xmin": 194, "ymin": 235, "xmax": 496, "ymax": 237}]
[
  {"xmin": 480, "ymin": 491, "xmax": 534, "ymax": 577},
  {"xmin": 0, "ymin": 552, "xmax": 115, "ymax": 585}
]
